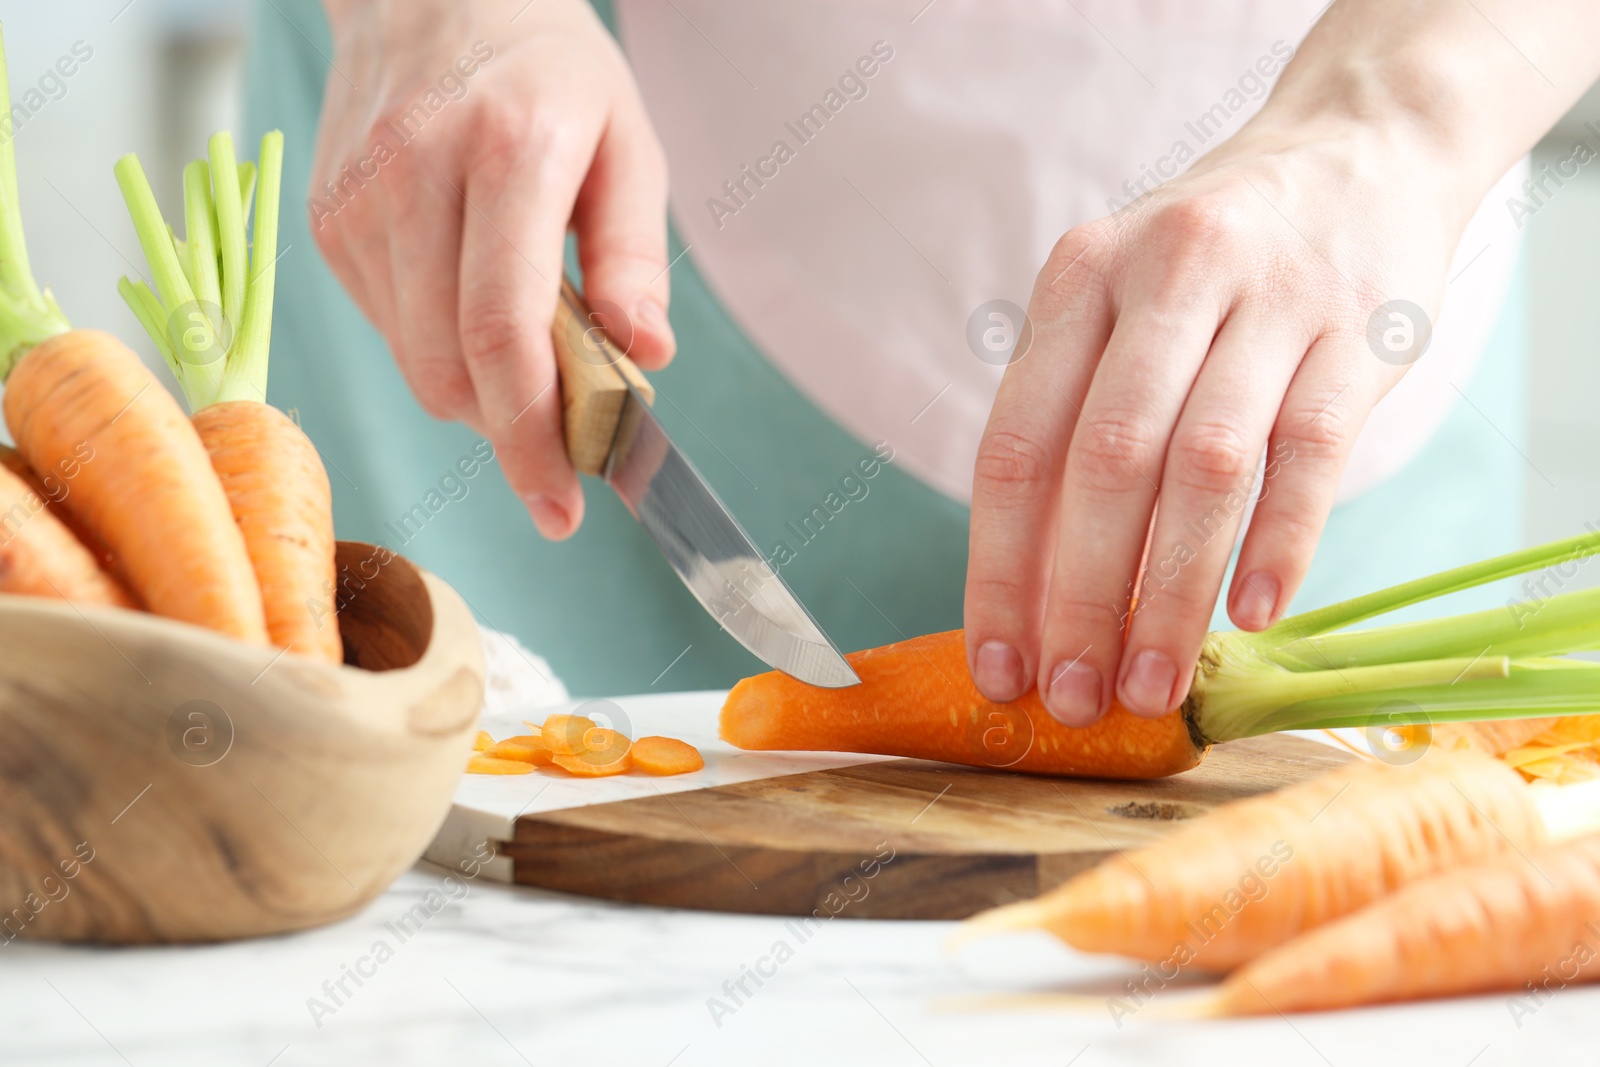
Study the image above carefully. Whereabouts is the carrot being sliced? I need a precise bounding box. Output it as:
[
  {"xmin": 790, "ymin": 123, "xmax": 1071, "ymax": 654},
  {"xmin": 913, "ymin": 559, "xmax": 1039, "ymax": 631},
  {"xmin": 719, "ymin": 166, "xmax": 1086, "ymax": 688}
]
[
  {"xmin": 722, "ymin": 630, "xmax": 1203, "ymax": 779},
  {"xmin": 726, "ymin": 528, "xmax": 1600, "ymax": 780},
  {"xmin": 466, "ymin": 755, "xmax": 535, "ymax": 775},
  {"xmin": 958, "ymin": 749, "xmax": 1544, "ymax": 971},
  {"xmin": 115, "ymin": 131, "xmax": 341, "ymax": 662},
  {"xmin": 1206, "ymin": 831, "xmax": 1600, "ymax": 1015},
  {"xmin": 631, "ymin": 736, "xmax": 704, "ymax": 776}
]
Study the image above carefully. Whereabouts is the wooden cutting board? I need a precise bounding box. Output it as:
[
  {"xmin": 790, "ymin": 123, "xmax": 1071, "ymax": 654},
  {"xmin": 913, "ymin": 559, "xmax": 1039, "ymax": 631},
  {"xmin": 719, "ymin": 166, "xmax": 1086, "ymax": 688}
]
[{"xmin": 498, "ymin": 733, "xmax": 1352, "ymax": 920}]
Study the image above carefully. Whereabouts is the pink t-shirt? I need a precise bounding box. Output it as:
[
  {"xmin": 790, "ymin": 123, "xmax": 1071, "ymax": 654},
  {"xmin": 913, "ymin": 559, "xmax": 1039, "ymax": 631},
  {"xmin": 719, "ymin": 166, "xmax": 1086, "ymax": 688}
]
[{"xmin": 617, "ymin": 0, "xmax": 1524, "ymax": 503}]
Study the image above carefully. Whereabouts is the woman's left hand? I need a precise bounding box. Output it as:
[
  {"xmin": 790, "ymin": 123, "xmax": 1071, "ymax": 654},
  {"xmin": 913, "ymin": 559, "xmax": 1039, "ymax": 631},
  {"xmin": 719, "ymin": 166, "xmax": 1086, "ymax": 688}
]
[{"xmin": 962, "ymin": 0, "xmax": 1600, "ymax": 725}]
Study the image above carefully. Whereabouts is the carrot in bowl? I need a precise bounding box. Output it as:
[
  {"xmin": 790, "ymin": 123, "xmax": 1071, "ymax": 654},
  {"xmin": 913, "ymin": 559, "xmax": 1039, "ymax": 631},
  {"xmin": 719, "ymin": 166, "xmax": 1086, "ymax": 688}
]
[
  {"xmin": 1204, "ymin": 830, "xmax": 1600, "ymax": 1016},
  {"xmin": 0, "ymin": 443, "xmax": 121, "ymax": 579},
  {"xmin": 723, "ymin": 531, "xmax": 1600, "ymax": 778},
  {"xmin": 115, "ymin": 131, "xmax": 340, "ymax": 661},
  {"xmin": 957, "ymin": 749, "xmax": 1554, "ymax": 971},
  {"xmin": 0, "ymin": 462, "xmax": 135, "ymax": 607},
  {"xmin": 0, "ymin": 32, "xmax": 265, "ymax": 640}
]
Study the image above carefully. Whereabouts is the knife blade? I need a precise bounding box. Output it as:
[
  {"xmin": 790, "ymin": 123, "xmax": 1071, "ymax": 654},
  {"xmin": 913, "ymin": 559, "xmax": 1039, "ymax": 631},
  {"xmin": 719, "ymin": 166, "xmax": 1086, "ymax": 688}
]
[{"xmin": 551, "ymin": 278, "xmax": 860, "ymax": 688}]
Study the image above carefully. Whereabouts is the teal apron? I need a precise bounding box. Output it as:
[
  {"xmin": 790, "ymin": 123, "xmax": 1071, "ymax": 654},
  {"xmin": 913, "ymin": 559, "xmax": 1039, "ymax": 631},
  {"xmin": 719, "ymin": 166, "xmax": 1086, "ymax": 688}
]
[{"xmin": 246, "ymin": 1, "xmax": 1527, "ymax": 697}]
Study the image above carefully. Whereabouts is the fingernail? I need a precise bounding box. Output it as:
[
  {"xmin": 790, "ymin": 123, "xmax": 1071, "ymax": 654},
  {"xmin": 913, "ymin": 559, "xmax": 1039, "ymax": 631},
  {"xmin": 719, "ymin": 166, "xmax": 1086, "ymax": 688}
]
[
  {"xmin": 973, "ymin": 641, "xmax": 1025, "ymax": 702},
  {"xmin": 1045, "ymin": 660, "xmax": 1103, "ymax": 727},
  {"xmin": 1119, "ymin": 649, "xmax": 1179, "ymax": 717},
  {"xmin": 636, "ymin": 298, "xmax": 672, "ymax": 338},
  {"xmin": 1233, "ymin": 571, "xmax": 1281, "ymax": 630},
  {"xmin": 522, "ymin": 494, "xmax": 571, "ymax": 539}
]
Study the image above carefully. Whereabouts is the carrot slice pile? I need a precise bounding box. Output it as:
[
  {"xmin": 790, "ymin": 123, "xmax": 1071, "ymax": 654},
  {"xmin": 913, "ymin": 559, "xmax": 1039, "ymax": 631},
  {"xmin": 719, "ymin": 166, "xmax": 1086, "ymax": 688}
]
[
  {"xmin": 540, "ymin": 714, "xmax": 597, "ymax": 755},
  {"xmin": 465, "ymin": 722, "xmax": 702, "ymax": 777},
  {"xmin": 552, "ymin": 727, "xmax": 632, "ymax": 777},
  {"xmin": 632, "ymin": 735, "xmax": 705, "ymax": 776},
  {"xmin": 488, "ymin": 734, "xmax": 554, "ymax": 766},
  {"xmin": 465, "ymin": 755, "xmax": 534, "ymax": 776}
]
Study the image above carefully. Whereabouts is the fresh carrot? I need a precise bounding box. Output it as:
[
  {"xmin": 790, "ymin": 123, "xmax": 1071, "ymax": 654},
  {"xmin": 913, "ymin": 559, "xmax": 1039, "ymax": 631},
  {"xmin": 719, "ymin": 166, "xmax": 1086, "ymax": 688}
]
[
  {"xmin": 0, "ymin": 31, "xmax": 264, "ymax": 639},
  {"xmin": 115, "ymin": 131, "xmax": 340, "ymax": 662},
  {"xmin": 472, "ymin": 730, "xmax": 495, "ymax": 752},
  {"xmin": 631, "ymin": 736, "xmax": 704, "ymax": 776},
  {"xmin": 5, "ymin": 333, "xmax": 266, "ymax": 640},
  {"xmin": 194, "ymin": 400, "xmax": 338, "ymax": 661},
  {"xmin": 959, "ymin": 749, "xmax": 1546, "ymax": 971},
  {"xmin": 724, "ymin": 532, "xmax": 1600, "ymax": 778},
  {"xmin": 1204, "ymin": 831, "xmax": 1600, "ymax": 1015},
  {"xmin": 0, "ymin": 443, "xmax": 121, "ymax": 577},
  {"xmin": 0, "ymin": 462, "xmax": 135, "ymax": 607}
]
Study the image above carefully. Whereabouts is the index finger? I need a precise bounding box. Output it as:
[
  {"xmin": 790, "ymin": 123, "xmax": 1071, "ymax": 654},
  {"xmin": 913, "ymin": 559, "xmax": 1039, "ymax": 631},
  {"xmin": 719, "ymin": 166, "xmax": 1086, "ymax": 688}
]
[{"xmin": 455, "ymin": 133, "xmax": 593, "ymax": 539}]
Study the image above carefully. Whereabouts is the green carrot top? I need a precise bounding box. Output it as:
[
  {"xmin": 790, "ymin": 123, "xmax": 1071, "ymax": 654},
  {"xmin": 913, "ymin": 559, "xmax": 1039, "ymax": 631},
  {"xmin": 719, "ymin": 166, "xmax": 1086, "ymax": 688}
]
[
  {"xmin": 0, "ymin": 23, "xmax": 72, "ymax": 379},
  {"xmin": 115, "ymin": 128, "xmax": 283, "ymax": 410}
]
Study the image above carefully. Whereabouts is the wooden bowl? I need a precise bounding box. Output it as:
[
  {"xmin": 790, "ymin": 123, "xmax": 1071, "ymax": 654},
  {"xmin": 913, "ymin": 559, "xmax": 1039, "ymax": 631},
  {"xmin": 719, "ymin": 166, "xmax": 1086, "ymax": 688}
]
[{"xmin": 0, "ymin": 542, "xmax": 484, "ymax": 943}]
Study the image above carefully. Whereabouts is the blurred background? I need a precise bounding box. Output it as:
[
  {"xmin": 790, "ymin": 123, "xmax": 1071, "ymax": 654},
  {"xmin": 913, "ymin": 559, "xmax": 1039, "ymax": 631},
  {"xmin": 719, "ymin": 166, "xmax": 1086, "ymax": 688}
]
[{"xmin": 3, "ymin": 0, "xmax": 1599, "ymax": 583}]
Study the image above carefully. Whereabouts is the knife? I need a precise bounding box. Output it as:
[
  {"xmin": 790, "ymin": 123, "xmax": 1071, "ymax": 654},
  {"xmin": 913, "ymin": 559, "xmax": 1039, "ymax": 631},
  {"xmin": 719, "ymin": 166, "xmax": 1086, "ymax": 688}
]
[{"xmin": 550, "ymin": 277, "xmax": 861, "ymax": 688}]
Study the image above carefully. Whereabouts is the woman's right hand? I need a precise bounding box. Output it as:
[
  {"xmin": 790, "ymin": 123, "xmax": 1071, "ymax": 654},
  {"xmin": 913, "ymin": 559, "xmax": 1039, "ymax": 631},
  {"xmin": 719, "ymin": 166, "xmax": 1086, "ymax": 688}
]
[{"xmin": 312, "ymin": 0, "xmax": 674, "ymax": 538}]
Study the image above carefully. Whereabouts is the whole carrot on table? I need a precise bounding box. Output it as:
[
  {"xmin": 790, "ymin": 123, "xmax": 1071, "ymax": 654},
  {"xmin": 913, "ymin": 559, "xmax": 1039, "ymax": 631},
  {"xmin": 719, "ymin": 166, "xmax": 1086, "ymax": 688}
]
[
  {"xmin": 114, "ymin": 130, "xmax": 341, "ymax": 663},
  {"xmin": 957, "ymin": 749, "xmax": 1600, "ymax": 971},
  {"xmin": 722, "ymin": 530, "xmax": 1600, "ymax": 778},
  {"xmin": 0, "ymin": 27, "xmax": 264, "ymax": 638},
  {"xmin": 1204, "ymin": 829, "xmax": 1600, "ymax": 1015}
]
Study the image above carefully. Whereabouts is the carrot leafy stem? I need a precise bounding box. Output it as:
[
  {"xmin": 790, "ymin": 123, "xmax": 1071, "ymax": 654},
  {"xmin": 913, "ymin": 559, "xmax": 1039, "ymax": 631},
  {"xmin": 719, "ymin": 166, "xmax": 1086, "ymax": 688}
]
[
  {"xmin": 0, "ymin": 24, "xmax": 71, "ymax": 379},
  {"xmin": 1195, "ymin": 532, "xmax": 1600, "ymax": 742},
  {"xmin": 114, "ymin": 129, "xmax": 283, "ymax": 410}
]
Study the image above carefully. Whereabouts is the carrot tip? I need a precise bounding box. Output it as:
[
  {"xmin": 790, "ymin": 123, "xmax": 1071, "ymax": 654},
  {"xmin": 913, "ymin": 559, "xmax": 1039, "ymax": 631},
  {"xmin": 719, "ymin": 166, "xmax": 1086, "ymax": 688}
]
[
  {"xmin": 934, "ymin": 992, "xmax": 1118, "ymax": 1015},
  {"xmin": 947, "ymin": 899, "xmax": 1052, "ymax": 954}
]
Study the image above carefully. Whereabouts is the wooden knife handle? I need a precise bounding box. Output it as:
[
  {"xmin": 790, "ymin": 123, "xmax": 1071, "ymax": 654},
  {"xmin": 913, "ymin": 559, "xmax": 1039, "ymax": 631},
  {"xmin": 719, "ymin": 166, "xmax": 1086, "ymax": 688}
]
[{"xmin": 551, "ymin": 277, "xmax": 656, "ymax": 476}]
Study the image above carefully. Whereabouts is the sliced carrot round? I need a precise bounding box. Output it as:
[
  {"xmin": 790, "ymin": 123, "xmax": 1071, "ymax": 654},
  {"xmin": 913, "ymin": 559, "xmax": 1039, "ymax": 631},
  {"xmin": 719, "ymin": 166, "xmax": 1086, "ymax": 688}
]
[
  {"xmin": 466, "ymin": 755, "xmax": 535, "ymax": 775},
  {"xmin": 541, "ymin": 714, "xmax": 598, "ymax": 755},
  {"xmin": 551, "ymin": 727, "xmax": 632, "ymax": 777},
  {"xmin": 488, "ymin": 734, "xmax": 554, "ymax": 765},
  {"xmin": 631, "ymin": 736, "xmax": 704, "ymax": 776}
]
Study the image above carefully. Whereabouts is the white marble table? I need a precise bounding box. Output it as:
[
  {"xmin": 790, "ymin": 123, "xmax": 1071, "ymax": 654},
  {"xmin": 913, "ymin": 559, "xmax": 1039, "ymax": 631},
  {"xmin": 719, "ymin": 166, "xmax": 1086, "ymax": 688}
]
[
  {"xmin": 4, "ymin": 863, "xmax": 1593, "ymax": 1067},
  {"xmin": 4, "ymin": 688, "xmax": 1595, "ymax": 1065}
]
